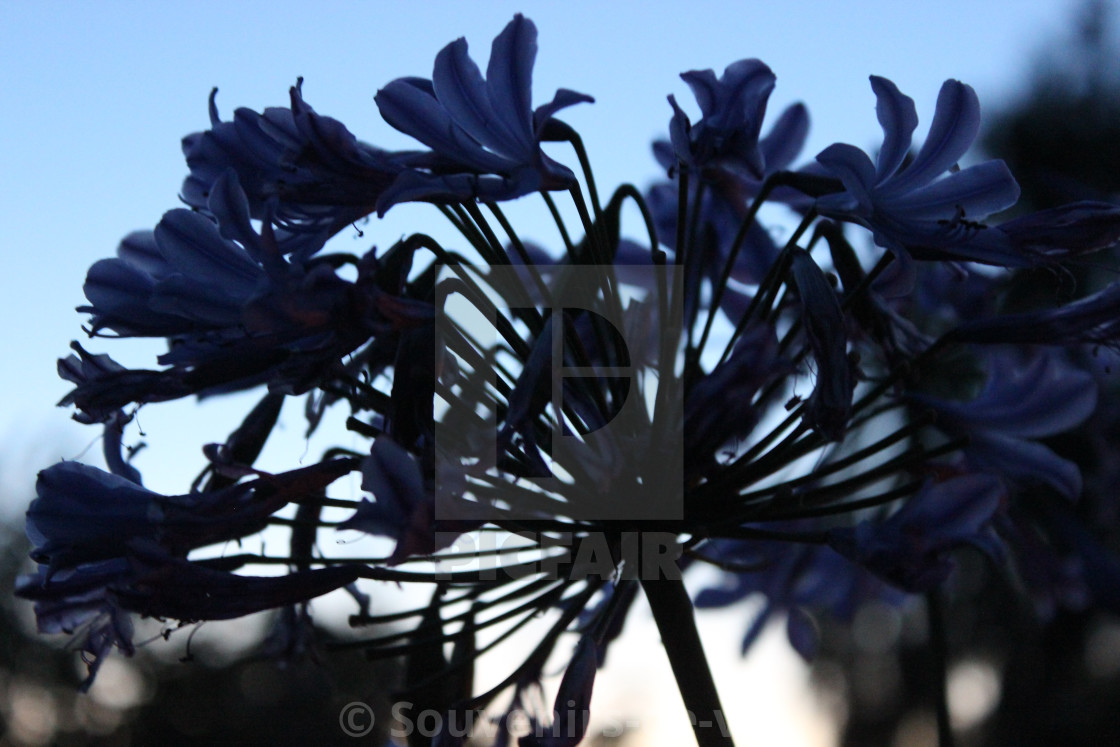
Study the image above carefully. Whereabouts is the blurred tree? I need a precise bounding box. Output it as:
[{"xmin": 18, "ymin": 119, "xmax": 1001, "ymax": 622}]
[{"xmin": 985, "ymin": 0, "xmax": 1120, "ymax": 211}]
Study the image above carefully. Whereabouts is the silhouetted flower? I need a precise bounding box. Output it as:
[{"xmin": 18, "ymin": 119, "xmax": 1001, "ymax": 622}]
[
  {"xmin": 182, "ymin": 81, "xmax": 405, "ymax": 252},
  {"xmin": 816, "ymin": 77, "xmax": 1022, "ymax": 264},
  {"xmin": 65, "ymin": 174, "xmax": 432, "ymax": 418},
  {"xmin": 828, "ymin": 475, "xmax": 1004, "ymax": 592},
  {"xmin": 913, "ymin": 352, "xmax": 1097, "ymax": 499},
  {"xmin": 374, "ymin": 14, "xmax": 592, "ymax": 211},
  {"xmin": 23, "ymin": 16, "xmax": 1120, "ymax": 743},
  {"xmin": 667, "ymin": 59, "xmax": 776, "ymax": 179}
]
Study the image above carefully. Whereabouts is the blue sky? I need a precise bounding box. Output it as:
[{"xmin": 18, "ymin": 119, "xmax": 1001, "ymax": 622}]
[{"xmin": 0, "ymin": 0, "xmax": 1088, "ymax": 513}]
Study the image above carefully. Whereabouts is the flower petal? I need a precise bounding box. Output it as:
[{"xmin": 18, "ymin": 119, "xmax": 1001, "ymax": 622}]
[
  {"xmin": 376, "ymin": 79, "xmax": 512, "ymax": 173},
  {"xmin": 885, "ymin": 160, "xmax": 1020, "ymax": 221},
  {"xmin": 870, "ymin": 76, "xmax": 918, "ymax": 181},
  {"xmin": 433, "ymin": 37, "xmax": 518, "ymax": 157},
  {"xmin": 969, "ymin": 433, "xmax": 1083, "ymax": 500},
  {"xmin": 815, "ymin": 143, "xmax": 876, "ymax": 215},
  {"xmin": 886, "ymin": 80, "xmax": 980, "ymax": 195},
  {"xmin": 760, "ymin": 103, "xmax": 810, "ymax": 173},
  {"xmin": 485, "ymin": 13, "xmax": 537, "ymax": 157},
  {"xmin": 532, "ymin": 88, "xmax": 594, "ymax": 138}
]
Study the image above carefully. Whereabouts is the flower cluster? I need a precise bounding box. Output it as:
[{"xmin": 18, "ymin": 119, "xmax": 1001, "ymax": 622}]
[{"xmin": 18, "ymin": 13, "xmax": 1120, "ymax": 745}]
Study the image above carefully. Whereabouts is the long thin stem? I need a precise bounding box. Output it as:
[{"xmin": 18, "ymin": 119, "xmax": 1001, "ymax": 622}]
[
  {"xmin": 928, "ymin": 588, "xmax": 957, "ymax": 747},
  {"xmin": 642, "ymin": 576, "xmax": 734, "ymax": 747}
]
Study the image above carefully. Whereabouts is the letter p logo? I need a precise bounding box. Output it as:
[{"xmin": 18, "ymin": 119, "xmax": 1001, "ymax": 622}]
[{"xmin": 435, "ymin": 264, "xmax": 683, "ymax": 521}]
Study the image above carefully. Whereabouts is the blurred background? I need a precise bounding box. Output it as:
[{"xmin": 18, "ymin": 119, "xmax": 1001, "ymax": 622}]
[{"xmin": 2, "ymin": 0, "xmax": 1118, "ymax": 744}]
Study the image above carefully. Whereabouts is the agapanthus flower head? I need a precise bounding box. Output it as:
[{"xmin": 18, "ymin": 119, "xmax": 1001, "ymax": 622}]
[{"xmin": 23, "ymin": 16, "xmax": 1120, "ymax": 746}]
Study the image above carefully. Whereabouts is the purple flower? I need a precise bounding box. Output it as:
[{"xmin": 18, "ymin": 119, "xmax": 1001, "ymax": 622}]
[
  {"xmin": 816, "ymin": 77, "xmax": 1022, "ymax": 265},
  {"xmin": 521, "ymin": 634, "xmax": 598, "ymax": 747},
  {"xmin": 182, "ymin": 81, "xmax": 405, "ymax": 253},
  {"xmin": 339, "ymin": 438, "xmax": 475, "ymax": 564},
  {"xmin": 16, "ymin": 546, "xmax": 364, "ymax": 687},
  {"xmin": 790, "ymin": 248, "xmax": 854, "ymax": 440},
  {"xmin": 951, "ymin": 278, "xmax": 1120, "ymax": 349},
  {"xmin": 18, "ymin": 456, "xmax": 358, "ymax": 687},
  {"xmin": 374, "ymin": 15, "xmax": 592, "ymax": 212},
  {"xmin": 26, "ymin": 459, "xmax": 356, "ymax": 575},
  {"xmin": 976, "ymin": 201, "xmax": 1120, "ymax": 260},
  {"xmin": 685, "ymin": 322, "xmax": 788, "ymax": 477},
  {"xmin": 828, "ymin": 475, "xmax": 1005, "ymax": 592},
  {"xmin": 645, "ymin": 99, "xmax": 810, "ymax": 332},
  {"xmin": 66, "ymin": 175, "xmax": 432, "ymax": 417},
  {"xmin": 14, "ymin": 560, "xmax": 135, "ymax": 690},
  {"xmin": 912, "ymin": 352, "xmax": 1097, "ymax": 499},
  {"xmin": 667, "ymin": 59, "xmax": 777, "ymax": 179},
  {"xmin": 57, "ymin": 343, "xmax": 190, "ymax": 424},
  {"xmin": 695, "ymin": 537, "xmax": 902, "ymax": 659}
]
